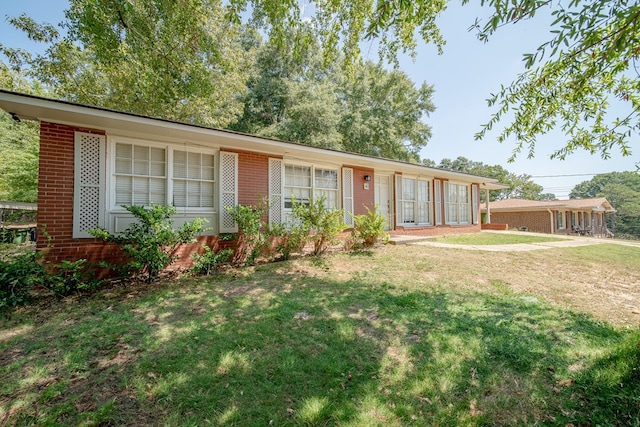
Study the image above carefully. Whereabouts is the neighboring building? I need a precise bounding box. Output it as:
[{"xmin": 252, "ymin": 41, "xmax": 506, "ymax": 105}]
[
  {"xmin": 0, "ymin": 90, "xmax": 504, "ymax": 267},
  {"xmin": 482, "ymin": 198, "xmax": 616, "ymax": 237}
]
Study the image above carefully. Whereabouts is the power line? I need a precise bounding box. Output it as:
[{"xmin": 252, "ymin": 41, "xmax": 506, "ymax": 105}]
[{"xmin": 531, "ymin": 173, "xmax": 600, "ymax": 178}]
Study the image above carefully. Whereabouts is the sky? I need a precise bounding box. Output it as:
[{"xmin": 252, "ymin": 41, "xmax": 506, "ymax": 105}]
[{"xmin": 1, "ymin": 1, "xmax": 638, "ymax": 198}]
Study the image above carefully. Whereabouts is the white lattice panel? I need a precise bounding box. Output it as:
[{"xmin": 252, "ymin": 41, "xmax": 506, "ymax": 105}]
[
  {"xmin": 269, "ymin": 158, "xmax": 283, "ymax": 225},
  {"xmin": 74, "ymin": 132, "xmax": 105, "ymax": 237},
  {"xmin": 221, "ymin": 152, "xmax": 236, "ymax": 193},
  {"xmin": 219, "ymin": 152, "xmax": 238, "ymax": 233},
  {"xmin": 222, "ymin": 193, "xmax": 236, "ymax": 229},
  {"xmin": 342, "ymin": 168, "xmax": 354, "ymax": 226}
]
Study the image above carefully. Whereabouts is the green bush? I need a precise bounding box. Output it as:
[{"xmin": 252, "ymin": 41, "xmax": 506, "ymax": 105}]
[
  {"xmin": 225, "ymin": 203, "xmax": 267, "ymax": 265},
  {"xmin": 266, "ymin": 222, "xmax": 308, "ymax": 261},
  {"xmin": 45, "ymin": 259, "xmax": 102, "ymax": 297},
  {"xmin": 292, "ymin": 195, "xmax": 345, "ymax": 256},
  {"xmin": 191, "ymin": 247, "xmax": 233, "ymax": 275},
  {"xmin": 0, "ymin": 251, "xmax": 44, "ymax": 311},
  {"xmin": 351, "ymin": 206, "xmax": 389, "ymax": 248},
  {"xmin": 90, "ymin": 204, "xmax": 207, "ymax": 283}
]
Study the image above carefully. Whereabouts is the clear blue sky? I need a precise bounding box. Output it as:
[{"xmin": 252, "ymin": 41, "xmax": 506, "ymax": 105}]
[{"xmin": 2, "ymin": 0, "xmax": 638, "ymax": 198}]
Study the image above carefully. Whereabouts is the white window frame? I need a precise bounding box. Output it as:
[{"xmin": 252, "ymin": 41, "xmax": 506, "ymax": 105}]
[
  {"xmin": 283, "ymin": 161, "xmax": 340, "ymax": 213},
  {"xmin": 172, "ymin": 150, "xmax": 217, "ymax": 210},
  {"xmin": 107, "ymin": 136, "xmax": 220, "ymax": 234},
  {"xmin": 444, "ymin": 181, "xmax": 471, "ymax": 225},
  {"xmin": 396, "ymin": 175, "xmax": 433, "ymax": 226},
  {"xmin": 112, "ymin": 140, "xmax": 167, "ymax": 208}
]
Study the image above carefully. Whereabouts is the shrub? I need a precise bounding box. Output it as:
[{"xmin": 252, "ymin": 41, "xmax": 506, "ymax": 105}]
[
  {"xmin": 225, "ymin": 203, "xmax": 267, "ymax": 265},
  {"xmin": 0, "ymin": 251, "xmax": 44, "ymax": 311},
  {"xmin": 45, "ymin": 259, "xmax": 103, "ymax": 297},
  {"xmin": 292, "ymin": 195, "xmax": 345, "ymax": 256},
  {"xmin": 90, "ymin": 204, "xmax": 207, "ymax": 283},
  {"xmin": 266, "ymin": 222, "xmax": 308, "ymax": 261},
  {"xmin": 191, "ymin": 247, "xmax": 233, "ymax": 275},
  {"xmin": 351, "ymin": 206, "xmax": 389, "ymax": 248}
]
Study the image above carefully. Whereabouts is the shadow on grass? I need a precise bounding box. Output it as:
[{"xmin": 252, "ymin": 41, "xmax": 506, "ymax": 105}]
[{"xmin": 0, "ymin": 262, "xmax": 638, "ymax": 426}]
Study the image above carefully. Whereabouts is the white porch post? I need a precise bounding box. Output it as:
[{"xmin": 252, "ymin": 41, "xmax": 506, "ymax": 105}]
[{"xmin": 485, "ymin": 189, "xmax": 491, "ymax": 224}]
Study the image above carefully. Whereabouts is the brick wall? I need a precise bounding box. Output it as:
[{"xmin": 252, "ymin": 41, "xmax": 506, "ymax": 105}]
[
  {"xmin": 489, "ymin": 211, "xmax": 553, "ymax": 233},
  {"xmin": 37, "ymin": 122, "xmax": 126, "ymax": 271},
  {"xmin": 228, "ymin": 149, "xmax": 271, "ymax": 206},
  {"xmin": 350, "ymin": 166, "xmax": 375, "ymax": 215}
]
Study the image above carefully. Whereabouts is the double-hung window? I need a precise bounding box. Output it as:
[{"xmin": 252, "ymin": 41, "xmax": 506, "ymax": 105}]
[
  {"xmin": 173, "ymin": 151, "xmax": 216, "ymax": 208},
  {"xmin": 114, "ymin": 143, "xmax": 166, "ymax": 206},
  {"xmin": 445, "ymin": 182, "xmax": 470, "ymax": 225},
  {"xmin": 397, "ymin": 176, "xmax": 432, "ymax": 226},
  {"xmin": 284, "ymin": 164, "xmax": 339, "ymax": 210},
  {"xmin": 315, "ymin": 168, "xmax": 339, "ymax": 208},
  {"xmin": 110, "ymin": 138, "xmax": 222, "ymax": 234}
]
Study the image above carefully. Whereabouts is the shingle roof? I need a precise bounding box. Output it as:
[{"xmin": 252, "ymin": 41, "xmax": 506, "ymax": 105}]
[{"xmin": 484, "ymin": 197, "xmax": 615, "ymax": 212}]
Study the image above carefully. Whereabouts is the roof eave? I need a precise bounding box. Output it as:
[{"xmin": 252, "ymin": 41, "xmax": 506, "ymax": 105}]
[{"xmin": 0, "ymin": 90, "xmax": 500, "ymax": 184}]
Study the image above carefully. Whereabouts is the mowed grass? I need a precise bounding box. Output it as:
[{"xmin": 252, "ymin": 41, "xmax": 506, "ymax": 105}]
[
  {"xmin": 1, "ymin": 242, "xmax": 640, "ymax": 426},
  {"xmin": 434, "ymin": 232, "xmax": 567, "ymax": 245}
]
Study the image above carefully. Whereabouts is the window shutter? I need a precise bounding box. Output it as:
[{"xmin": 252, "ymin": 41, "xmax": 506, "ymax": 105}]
[
  {"xmin": 434, "ymin": 179, "xmax": 442, "ymax": 225},
  {"xmin": 268, "ymin": 158, "xmax": 283, "ymax": 225},
  {"xmin": 395, "ymin": 174, "xmax": 403, "ymax": 225},
  {"xmin": 219, "ymin": 151, "xmax": 238, "ymax": 233},
  {"xmin": 472, "ymin": 184, "xmax": 479, "ymax": 224},
  {"xmin": 73, "ymin": 132, "xmax": 105, "ymax": 238},
  {"xmin": 342, "ymin": 167, "xmax": 354, "ymax": 227}
]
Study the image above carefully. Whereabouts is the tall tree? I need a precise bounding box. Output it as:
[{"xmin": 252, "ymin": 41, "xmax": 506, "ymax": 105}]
[
  {"xmin": 338, "ymin": 62, "xmax": 435, "ymax": 162},
  {"xmin": 2, "ymin": 0, "xmax": 253, "ymax": 128},
  {"xmin": 260, "ymin": 79, "xmax": 343, "ymax": 150},
  {"xmin": 225, "ymin": 0, "xmax": 640, "ymax": 161},
  {"xmin": 231, "ymin": 34, "xmax": 435, "ymax": 160}
]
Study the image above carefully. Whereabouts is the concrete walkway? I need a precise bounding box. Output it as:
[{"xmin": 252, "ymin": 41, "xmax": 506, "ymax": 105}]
[{"xmin": 389, "ymin": 230, "xmax": 640, "ymax": 252}]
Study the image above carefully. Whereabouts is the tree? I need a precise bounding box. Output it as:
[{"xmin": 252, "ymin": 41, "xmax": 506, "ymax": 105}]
[
  {"xmin": 260, "ymin": 79, "xmax": 343, "ymax": 150},
  {"xmin": 0, "ymin": 66, "xmax": 43, "ymax": 202},
  {"xmin": 338, "ymin": 62, "xmax": 435, "ymax": 162},
  {"xmin": 437, "ymin": 156, "xmax": 548, "ymax": 201},
  {"xmin": 2, "ymin": 0, "xmax": 253, "ymax": 128},
  {"xmin": 230, "ymin": 34, "xmax": 435, "ymax": 160},
  {"xmin": 226, "ymin": 0, "xmax": 640, "ymax": 161},
  {"xmin": 570, "ymin": 172, "xmax": 640, "ymax": 239}
]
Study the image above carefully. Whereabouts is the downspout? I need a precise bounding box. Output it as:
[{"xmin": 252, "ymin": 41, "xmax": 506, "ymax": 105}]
[{"xmin": 547, "ymin": 209, "xmax": 554, "ymax": 234}]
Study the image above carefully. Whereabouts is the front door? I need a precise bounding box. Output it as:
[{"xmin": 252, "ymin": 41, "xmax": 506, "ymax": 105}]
[{"xmin": 375, "ymin": 174, "xmax": 391, "ymax": 230}]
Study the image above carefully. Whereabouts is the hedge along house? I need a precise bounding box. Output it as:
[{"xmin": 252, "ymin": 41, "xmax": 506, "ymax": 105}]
[
  {"xmin": 482, "ymin": 198, "xmax": 616, "ymax": 237},
  {"xmin": 0, "ymin": 90, "xmax": 505, "ymax": 267}
]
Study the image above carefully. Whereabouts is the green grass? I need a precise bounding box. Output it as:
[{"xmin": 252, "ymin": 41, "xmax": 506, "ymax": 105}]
[
  {"xmin": 435, "ymin": 232, "xmax": 567, "ymax": 245},
  {"xmin": 1, "ymin": 244, "xmax": 639, "ymax": 425}
]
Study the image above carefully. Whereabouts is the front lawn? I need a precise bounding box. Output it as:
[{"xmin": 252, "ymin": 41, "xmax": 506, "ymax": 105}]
[
  {"xmin": 435, "ymin": 232, "xmax": 568, "ymax": 245},
  {"xmin": 1, "ymin": 244, "xmax": 639, "ymax": 425}
]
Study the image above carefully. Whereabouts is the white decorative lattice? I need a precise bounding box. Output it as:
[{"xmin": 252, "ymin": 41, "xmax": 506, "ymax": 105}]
[
  {"xmin": 221, "ymin": 152, "xmax": 236, "ymax": 193},
  {"xmin": 342, "ymin": 168, "xmax": 354, "ymax": 226},
  {"xmin": 219, "ymin": 152, "xmax": 238, "ymax": 233},
  {"xmin": 222, "ymin": 193, "xmax": 236, "ymax": 229},
  {"xmin": 269, "ymin": 158, "xmax": 283, "ymax": 225},
  {"xmin": 74, "ymin": 133, "xmax": 104, "ymax": 237}
]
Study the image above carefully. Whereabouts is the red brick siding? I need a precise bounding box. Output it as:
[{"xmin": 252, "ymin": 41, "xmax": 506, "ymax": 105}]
[
  {"xmin": 37, "ymin": 122, "xmax": 122, "ymax": 270},
  {"xmin": 225, "ymin": 149, "xmax": 271, "ymax": 206},
  {"xmin": 489, "ymin": 211, "xmax": 552, "ymax": 233},
  {"xmin": 349, "ymin": 166, "xmax": 375, "ymax": 216}
]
